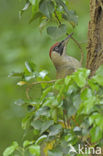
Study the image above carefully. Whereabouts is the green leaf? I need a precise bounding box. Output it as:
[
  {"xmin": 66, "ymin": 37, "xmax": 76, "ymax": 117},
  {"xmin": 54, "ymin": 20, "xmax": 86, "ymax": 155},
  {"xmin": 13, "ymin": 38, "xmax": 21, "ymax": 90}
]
[
  {"xmin": 73, "ymin": 94, "xmax": 81, "ymax": 110},
  {"xmin": 19, "ymin": 1, "xmax": 31, "ymax": 17},
  {"xmin": 29, "ymin": 145, "xmax": 40, "ymax": 156},
  {"xmin": 24, "ymin": 75, "xmax": 36, "ymax": 81},
  {"xmin": 81, "ymin": 88, "xmax": 92, "ymax": 101},
  {"xmin": 3, "ymin": 141, "xmax": 18, "ymax": 156},
  {"xmin": 88, "ymin": 79, "xmax": 99, "ymax": 91},
  {"xmin": 89, "ymin": 112, "xmax": 103, "ymax": 129},
  {"xmin": 25, "ymin": 61, "xmax": 36, "ymax": 73},
  {"xmin": 14, "ymin": 99, "xmax": 25, "ymax": 106},
  {"xmin": 39, "ymin": 0, "xmax": 55, "ymax": 18},
  {"xmin": 55, "ymin": 0, "xmax": 78, "ymax": 26},
  {"xmin": 29, "ymin": 12, "xmax": 42, "ymax": 23},
  {"xmin": 90, "ymin": 126, "xmax": 102, "ymax": 143},
  {"xmin": 8, "ymin": 72, "xmax": 24, "ymax": 78},
  {"xmin": 65, "ymin": 76, "xmax": 71, "ymax": 86},
  {"xmin": 40, "ymin": 86, "xmax": 52, "ymax": 101},
  {"xmin": 73, "ymin": 126, "xmax": 81, "ymax": 133},
  {"xmin": 79, "ymin": 88, "xmax": 97, "ymax": 114},
  {"xmin": 73, "ymin": 68, "xmax": 90, "ymax": 87},
  {"xmin": 49, "ymin": 124, "xmax": 62, "ymax": 136},
  {"xmin": 22, "ymin": 112, "xmax": 34, "ymax": 129},
  {"xmin": 67, "ymin": 83, "xmax": 78, "ymax": 95},
  {"xmin": 67, "ymin": 105, "xmax": 77, "ymax": 117},
  {"xmin": 62, "ymin": 11, "xmax": 78, "ymax": 26},
  {"xmin": 23, "ymin": 140, "xmax": 34, "ymax": 148},
  {"xmin": 47, "ymin": 24, "xmax": 67, "ymax": 39},
  {"xmin": 92, "ymin": 65, "xmax": 103, "ymax": 86},
  {"xmin": 48, "ymin": 150, "xmax": 63, "ymax": 156},
  {"xmin": 31, "ymin": 119, "xmax": 54, "ymax": 134},
  {"xmin": 39, "ymin": 70, "xmax": 48, "ymax": 79},
  {"xmin": 95, "ymin": 64, "xmax": 103, "ymax": 76},
  {"xmin": 29, "ymin": 0, "xmax": 36, "ymax": 5},
  {"xmin": 51, "ymin": 109, "xmax": 58, "ymax": 122},
  {"xmin": 35, "ymin": 135, "xmax": 47, "ymax": 144},
  {"xmin": 43, "ymin": 97, "xmax": 58, "ymax": 107},
  {"xmin": 40, "ymin": 120, "xmax": 54, "ymax": 134},
  {"xmin": 31, "ymin": 119, "xmax": 42, "ymax": 130},
  {"xmin": 35, "ymin": 106, "xmax": 50, "ymax": 118}
]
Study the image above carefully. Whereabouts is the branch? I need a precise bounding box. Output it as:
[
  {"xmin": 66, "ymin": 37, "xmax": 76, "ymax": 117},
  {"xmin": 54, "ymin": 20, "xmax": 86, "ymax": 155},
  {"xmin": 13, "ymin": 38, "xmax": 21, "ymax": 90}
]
[
  {"xmin": 71, "ymin": 36, "xmax": 84, "ymax": 65},
  {"xmin": 54, "ymin": 10, "xmax": 61, "ymax": 25},
  {"xmin": 26, "ymin": 80, "xmax": 56, "ymax": 100}
]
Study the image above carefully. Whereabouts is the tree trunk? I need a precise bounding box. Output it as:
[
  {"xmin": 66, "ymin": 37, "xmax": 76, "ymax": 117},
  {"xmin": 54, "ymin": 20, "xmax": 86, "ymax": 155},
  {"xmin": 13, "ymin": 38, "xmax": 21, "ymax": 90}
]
[
  {"xmin": 87, "ymin": 1, "xmax": 103, "ymax": 155},
  {"xmin": 87, "ymin": 0, "xmax": 103, "ymax": 76}
]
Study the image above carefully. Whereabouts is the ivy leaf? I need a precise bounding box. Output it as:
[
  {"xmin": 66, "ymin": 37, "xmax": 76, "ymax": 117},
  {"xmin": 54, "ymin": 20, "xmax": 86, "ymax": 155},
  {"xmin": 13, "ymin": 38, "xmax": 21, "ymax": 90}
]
[
  {"xmin": 81, "ymin": 88, "xmax": 92, "ymax": 101},
  {"xmin": 92, "ymin": 65, "xmax": 103, "ymax": 86},
  {"xmin": 47, "ymin": 24, "xmax": 67, "ymax": 39},
  {"xmin": 73, "ymin": 94, "xmax": 81, "ymax": 110},
  {"xmin": 90, "ymin": 126, "xmax": 102, "ymax": 143},
  {"xmin": 67, "ymin": 105, "xmax": 77, "ymax": 118},
  {"xmin": 35, "ymin": 106, "xmax": 50, "ymax": 118},
  {"xmin": 31, "ymin": 119, "xmax": 54, "ymax": 134},
  {"xmin": 49, "ymin": 124, "xmax": 62, "ymax": 136},
  {"xmin": 29, "ymin": 145, "xmax": 40, "ymax": 156},
  {"xmin": 73, "ymin": 68, "xmax": 90, "ymax": 88},
  {"xmin": 43, "ymin": 97, "xmax": 58, "ymax": 107},
  {"xmin": 88, "ymin": 79, "xmax": 99, "ymax": 91},
  {"xmin": 65, "ymin": 76, "xmax": 71, "ymax": 86},
  {"xmin": 23, "ymin": 140, "xmax": 34, "ymax": 148},
  {"xmin": 3, "ymin": 141, "xmax": 18, "ymax": 156},
  {"xmin": 39, "ymin": 0, "xmax": 55, "ymax": 18},
  {"xmin": 79, "ymin": 88, "xmax": 97, "ymax": 114},
  {"xmin": 40, "ymin": 120, "xmax": 54, "ymax": 134}
]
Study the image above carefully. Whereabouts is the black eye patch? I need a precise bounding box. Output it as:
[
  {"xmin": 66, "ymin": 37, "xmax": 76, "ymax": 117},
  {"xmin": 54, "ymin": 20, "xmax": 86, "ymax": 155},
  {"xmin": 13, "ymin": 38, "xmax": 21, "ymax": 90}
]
[{"xmin": 53, "ymin": 42, "xmax": 64, "ymax": 56}]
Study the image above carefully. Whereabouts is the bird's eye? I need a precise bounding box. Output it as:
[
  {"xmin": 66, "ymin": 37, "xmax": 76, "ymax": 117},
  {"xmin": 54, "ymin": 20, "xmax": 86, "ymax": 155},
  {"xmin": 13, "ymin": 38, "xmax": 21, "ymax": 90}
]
[{"xmin": 55, "ymin": 46, "xmax": 59, "ymax": 51}]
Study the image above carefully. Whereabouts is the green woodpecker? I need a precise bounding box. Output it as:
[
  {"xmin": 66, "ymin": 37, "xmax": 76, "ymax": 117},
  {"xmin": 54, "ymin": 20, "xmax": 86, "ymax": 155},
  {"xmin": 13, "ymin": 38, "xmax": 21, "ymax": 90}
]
[{"xmin": 49, "ymin": 34, "xmax": 81, "ymax": 78}]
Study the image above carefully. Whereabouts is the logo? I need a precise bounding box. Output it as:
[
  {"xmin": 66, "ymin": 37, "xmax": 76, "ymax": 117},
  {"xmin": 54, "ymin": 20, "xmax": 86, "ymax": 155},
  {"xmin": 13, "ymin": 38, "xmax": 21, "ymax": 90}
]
[{"xmin": 68, "ymin": 144, "xmax": 101, "ymax": 155}]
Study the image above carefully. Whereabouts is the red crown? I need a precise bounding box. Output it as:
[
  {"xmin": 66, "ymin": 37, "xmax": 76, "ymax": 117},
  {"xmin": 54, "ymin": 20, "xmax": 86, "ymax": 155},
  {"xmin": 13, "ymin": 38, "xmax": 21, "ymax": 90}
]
[{"xmin": 49, "ymin": 42, "xmax": 59, "ymax": 58}]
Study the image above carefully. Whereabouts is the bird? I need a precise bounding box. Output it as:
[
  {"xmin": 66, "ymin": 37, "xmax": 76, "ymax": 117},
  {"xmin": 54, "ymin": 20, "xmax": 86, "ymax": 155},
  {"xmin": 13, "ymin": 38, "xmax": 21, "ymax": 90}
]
[
  {"xmin": 40, "ymin": 34, "xmax": 82, "ymax": 156},
  {"xmin": 49, "ymin": 33, "xmax": 81, "ymax": 79}
]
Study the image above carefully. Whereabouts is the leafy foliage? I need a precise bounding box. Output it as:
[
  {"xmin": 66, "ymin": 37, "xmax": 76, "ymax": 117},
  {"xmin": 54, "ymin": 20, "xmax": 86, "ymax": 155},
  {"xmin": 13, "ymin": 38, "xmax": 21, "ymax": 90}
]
[
  {"xmin": 3, "ymin": 0, "xmax": 102, "ymax": 155},
  {"xmin": 20, "ymin": 0, "xmax": 78, "ymax": 39},
  {"xmin": 3, "ymin": 62, "xmax": 103, "ymax": 156}
]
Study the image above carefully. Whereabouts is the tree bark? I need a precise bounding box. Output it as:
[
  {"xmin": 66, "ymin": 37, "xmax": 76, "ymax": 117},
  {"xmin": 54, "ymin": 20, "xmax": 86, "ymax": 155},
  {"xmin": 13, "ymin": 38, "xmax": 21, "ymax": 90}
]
[
  {"xmin": 87, "ymin": 1, "xmax": 103, "ymax": 155},
  {"xmin": 87, "ymin": 0, "xmax": 103, "ymax": 76}
]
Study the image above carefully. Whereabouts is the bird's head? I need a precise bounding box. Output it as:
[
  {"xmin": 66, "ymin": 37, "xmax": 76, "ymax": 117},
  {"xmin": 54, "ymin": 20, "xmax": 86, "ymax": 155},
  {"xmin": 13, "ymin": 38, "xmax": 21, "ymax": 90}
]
[{"xmin": 49, "ymin": 33, "xmax": 73, "ymax": 59}]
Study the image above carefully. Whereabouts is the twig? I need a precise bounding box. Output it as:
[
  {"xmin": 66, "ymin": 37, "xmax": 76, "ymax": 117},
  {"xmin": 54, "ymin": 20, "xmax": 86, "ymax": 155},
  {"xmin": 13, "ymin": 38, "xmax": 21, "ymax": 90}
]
[
  {"xmin": 31, "ymin": 80, "xmax": 56, "ymax": 85},
  {"xmin": 26, "ymin": 80, "xmax": 56, "ymax": 100},
  {"xmin": 54, "ymin": 10, "xmax": 61, "ymax": 25},
  {"xmin": 71, "ymin": 36, "xmax": 84, "ymax": 65}
]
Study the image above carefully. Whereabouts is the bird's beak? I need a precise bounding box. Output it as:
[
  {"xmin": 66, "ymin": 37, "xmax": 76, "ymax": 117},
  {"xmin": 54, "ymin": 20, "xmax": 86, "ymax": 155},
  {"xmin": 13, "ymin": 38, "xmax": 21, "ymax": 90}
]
[{"xmin": 61, "ymin": 33, "xmax": 73, "ymax": 46}]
